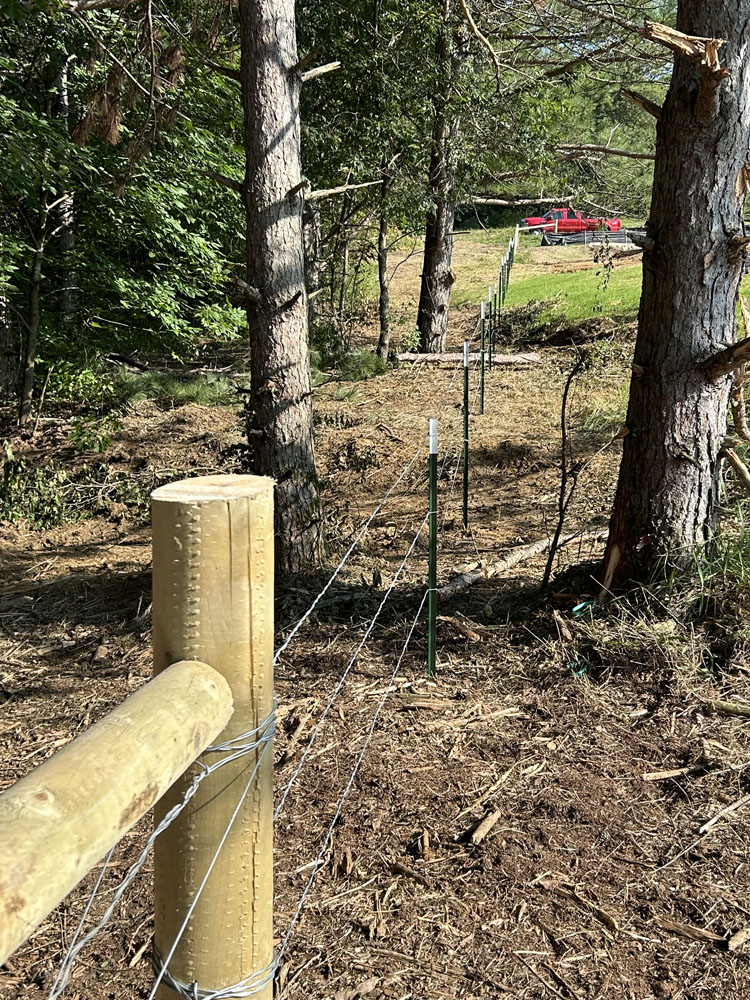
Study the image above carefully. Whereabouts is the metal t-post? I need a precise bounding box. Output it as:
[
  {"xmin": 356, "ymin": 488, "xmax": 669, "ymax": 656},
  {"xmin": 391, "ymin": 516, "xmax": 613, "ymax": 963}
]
[
  {"xmin": 463, "ymin": 341, "xmax": 469, "ymax": 529},
  {"xmin": 480, "ymin": 300, "xmax": 486, "ymax": 416},
  {"xmin": 428, "ymin": 418, "xmax": 438, "ymax": 678}
]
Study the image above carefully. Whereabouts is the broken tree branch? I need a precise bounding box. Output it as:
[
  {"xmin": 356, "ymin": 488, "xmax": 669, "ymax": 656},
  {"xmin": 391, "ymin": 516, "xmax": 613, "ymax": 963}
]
[
  {"xmin": 438, "ymin": 530, "xmax": 607, "ymax": 599},
  {"xmin": 300, "ymin": 61, "xmax": 341, "ymax": 83},
  {"xmin": 703, "ymin": 337, "xmax": 750, "ymax": 380},
  {"xmin": 626, "ymin": 230, "xmax": 655, "ymax": 251},
  {"xmin": 722, "ymin": 448, "xmax": 750, "ymax": 497},
  {"xmin": 641, "ymin": 21, "xmax": 726, "ymax": 76},
  {"xmin": 458, "ymin": 0, "xmax": 502, "ymax": 90},
  {"xmin": 622, "ymin": 88, "xmax": 662, "ymax": 121},
  {"xmin": 471, "ymin": 194, "xmax": 575, "ymax": 207},
  {"xmin": 306, "ymin": 180, "xmax": 381, "ymax": 202},
  {"xmin": 199, "ymin": 170, "xmax": 243, "ymax": 194},
  {"xmin": 232, "ymin": 276, "xmax": 262, "ymax": 303},
  {"xmin": 396, "ymin": 351, "xmax": 541, "ymax": 366},
  {"xmin": 558, "ymin": 144, "xmax": 655, "ymax": 162}
]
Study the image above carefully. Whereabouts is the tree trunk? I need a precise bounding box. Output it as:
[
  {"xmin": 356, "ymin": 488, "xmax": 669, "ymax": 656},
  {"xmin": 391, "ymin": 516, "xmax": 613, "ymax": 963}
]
[
  {"xmin": 417, "ymin": 193, "xmax": 455, "ymax": 353},
  {"xmin": 238, "ymin": 0, "xmax": 322, "ymax": 574},
  {"xmin": 337, "ymin": 238, "xmax": 349, "ymax": 336},
  {"xmin": 19, "ymin": 196, "xmax": 49, "ymax": 425},
  {"xmin": 302, "ymin": 203, "xmax": 321, "ymax": 330},
  {"xmin": 376, "ymin": 169, "xmax": 391, "ymax": 361},
  {"xmin": 417, "ymin": 0, "xmax": 458, "ymax": 354},
  {"xmin": 56, "ymin": 56, "xmax": 78, "ymax": 336},
  {"xmin": 600, "ymin": 1, "xmax": 750, "ymax": 589},
  {"xmin": 0, "ymin": 294, "xmax": 17, "ymax": 402}
]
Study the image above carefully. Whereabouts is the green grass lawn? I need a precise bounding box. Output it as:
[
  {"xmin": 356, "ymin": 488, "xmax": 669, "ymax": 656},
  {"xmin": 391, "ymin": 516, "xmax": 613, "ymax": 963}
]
[{"xmin": 505, "ymin": 263, "xmax": 643, "ymax": 325}]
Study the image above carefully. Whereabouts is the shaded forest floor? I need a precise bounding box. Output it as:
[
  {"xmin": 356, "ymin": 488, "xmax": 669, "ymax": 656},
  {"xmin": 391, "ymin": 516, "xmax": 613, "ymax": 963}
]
[{"xmin": 2, "ymin": 235, "xmax": 750, "ymax": 1000}]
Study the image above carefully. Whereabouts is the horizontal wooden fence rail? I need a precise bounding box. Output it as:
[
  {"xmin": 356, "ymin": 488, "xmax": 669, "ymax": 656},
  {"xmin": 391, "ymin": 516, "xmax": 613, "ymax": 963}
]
[{"xmin": 0, "ymin": 658, "xmax": 233, "ymax": 967}]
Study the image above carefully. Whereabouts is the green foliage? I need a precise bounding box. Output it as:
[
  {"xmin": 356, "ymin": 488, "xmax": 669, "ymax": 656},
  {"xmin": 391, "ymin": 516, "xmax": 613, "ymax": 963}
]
[
  {"xmin": 400, "ymin": 328, "xmax": 421, "ymax": 352},
  {"xmin": 47, "ymin": 362, "xmax": 118, "ymax": 410},
  {"xmin": 338, "ymin": 349, "xmax": 387, "ymax": 382},
  {"xmin": 0, "ymin": 441, "xmax": 157, "ymax": 529},
  {"xmin": 0, "ymin": 443, "xmax": 70, "ymax": 528},
  {"xmin": 112, "ymin": 371, "xmax": 237, "ymax": 408},
  {"xmin": 68, "ymin": 414, "xmax": 122, "ymax": 453}
]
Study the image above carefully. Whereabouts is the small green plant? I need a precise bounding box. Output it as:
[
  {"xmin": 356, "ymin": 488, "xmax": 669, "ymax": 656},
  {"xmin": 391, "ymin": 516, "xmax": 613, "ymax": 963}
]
[
  {"xmin": 338, "ymin": 348, "xmax": 387, "ymax": 382},
  {"xmin": 334, "ymin": 384, "xmax": 360, "ymax": 402},
  {"xmin": 0, "ymin": 443, "xmax": 69, "ymax": 528},
  {"xmin": 47, "ymin": 361, "xmax": 119, "ymax": 411},
  {"xmin": 400, "ymin": 328, "xmax": 421, "ymax": 352},
  {"xmin": 68, "ymin": 414, "xmax": 123, "ymax": 453}
]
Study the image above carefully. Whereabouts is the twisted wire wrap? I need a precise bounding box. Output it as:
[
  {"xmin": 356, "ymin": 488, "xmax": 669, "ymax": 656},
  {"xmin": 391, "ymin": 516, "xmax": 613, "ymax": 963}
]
[{"xmin": 152, "ymin": 951, "xmax": 278, "ymax": 999}]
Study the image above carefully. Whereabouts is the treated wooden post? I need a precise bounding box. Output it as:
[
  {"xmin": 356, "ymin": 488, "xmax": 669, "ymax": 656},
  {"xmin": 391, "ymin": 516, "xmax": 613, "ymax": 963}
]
[
  {"xmin": 0, "ymin": 660, "xmax": 233, "ymax": 967},
  {"xmin": 151, "ymin": 475, "xmax": 275, "ymax": 1000}
]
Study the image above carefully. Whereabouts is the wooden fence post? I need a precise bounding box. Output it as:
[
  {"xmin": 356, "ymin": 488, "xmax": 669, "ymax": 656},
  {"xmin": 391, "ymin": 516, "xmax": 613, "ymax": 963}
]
[
  {"xmin": 0, "ymin": 660, "xmax": 233, "ymax": 967},
  {"xmin": 151, "ymin": 475, "xmax": 275, "ymax": 999}
]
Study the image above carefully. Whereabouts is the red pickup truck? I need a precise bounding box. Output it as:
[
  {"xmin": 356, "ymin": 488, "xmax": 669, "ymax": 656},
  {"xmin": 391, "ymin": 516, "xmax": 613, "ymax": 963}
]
[{"xmin": 522, "ymin": 207, "xmax": 622, "ymax": 233}]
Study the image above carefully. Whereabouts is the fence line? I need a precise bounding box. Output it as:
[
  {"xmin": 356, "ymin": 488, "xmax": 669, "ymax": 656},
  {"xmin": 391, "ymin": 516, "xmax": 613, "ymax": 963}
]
[
  {"xmin": 275, "ymin": 509, "xmax": 429, "ymax": 818},
  {"xmin": 8, "ymin": 235, "xmax": 520, "ymax": 1000}
]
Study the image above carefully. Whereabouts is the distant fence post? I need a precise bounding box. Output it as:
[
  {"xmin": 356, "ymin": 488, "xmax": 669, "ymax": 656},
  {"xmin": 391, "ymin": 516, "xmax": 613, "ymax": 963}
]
[{"xmin": 151, "ymin": 475, "xmax": 275, "ymax": 1000}]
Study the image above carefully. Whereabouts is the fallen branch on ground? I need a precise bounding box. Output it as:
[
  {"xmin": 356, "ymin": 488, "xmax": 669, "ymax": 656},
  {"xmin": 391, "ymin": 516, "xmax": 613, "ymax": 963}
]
[
  {"xmin": 438, "ymin": 530, "xmax": 607, "ymax": 599},
  {"xmin": 396, "ymin": 351, "xmax": 541, "ymax": 366}
]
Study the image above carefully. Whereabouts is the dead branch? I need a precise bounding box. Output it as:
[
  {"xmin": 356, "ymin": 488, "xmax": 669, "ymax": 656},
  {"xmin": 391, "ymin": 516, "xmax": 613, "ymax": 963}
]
[
  {"xmin": 207, "ymin": 62, "xmax": 241, "ymax": 82},
  {"xmin": 306, "ymin": 180, "xmax": 381, "ymax": 202},
  {"xmin": 731, "ymin": 296, "xmax": 750, "ymax": 441},
  {"xmin": 199, "ymin": 170, "xmax": 243, "ymax": 194},
  {"xmin": 437, "ymin": 530, "xmax": 607, "ymax": 599},
  {"xmin": 63, "ymin": 0, "xmax": 135, "ymax": 8},
  {"xmin": 458, "ymin": 0, "xmax": 502, "ymax": 90},
  {"xmin": 471, "ymin": 194, "xmax": 575, "ymax": 207},
  {"xmin": 396, "ymin": 351, "xmax": 541, "ymax": 366},
  {"xmin": 232, "ymin": 276, "xmax": 262, "ymax": 303},
  {"xmin": 300, "ymin": 61, "xmax": 341, "ymax": 83},
  {"xmin": 722, "ymin": 448, "xmax": 750, "ymax": 497},
  {"xmin": 289, "ymin": 51, "xmax": 317, "ymax": 75},
  {"xmin": 626, "ymin": 230, "xmax": 655, "ymax": 251},
  {"xmin": 641, "ymin": 21, "xmax": 726, "ymax": 76},
  {"xmin": 622, "ymin": 89, "xmax": 662, "ymax": 121},
  {"xmin": 729, "ymin": 235, "xmax": 750, "ymax": 262},
  {"xmin": 703, "ymin": 337, "xmax": 750, "ymax": 380},
  {"xmin": 558, "ymin": 144, "xmax": 655, "ymax": 162}
]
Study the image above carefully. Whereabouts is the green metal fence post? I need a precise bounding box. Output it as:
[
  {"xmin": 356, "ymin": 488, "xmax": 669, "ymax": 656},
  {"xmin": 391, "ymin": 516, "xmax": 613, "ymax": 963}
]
[
  {"xmin": 428, "ymin": 417, "xmax": 438, "ymax": 678},
  {"xmin": 480, "ymin": 300, "xmax": 486, "ymax": 416},
  {"xmin": 463, "ymin": 340, "xmax": 469, "ymax": 530}
]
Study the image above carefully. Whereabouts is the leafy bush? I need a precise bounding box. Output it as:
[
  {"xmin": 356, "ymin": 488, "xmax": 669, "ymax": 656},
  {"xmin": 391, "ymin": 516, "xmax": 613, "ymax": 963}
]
[
  {"xmin": 68, "ymin": 415, "xmax": 123, "ymax": 453},
  {"xmin": 46, "ymin": 362, "xmax": 119, "ymax": 411},
  {"xmin": 0, "ymin": 443, "xmax": 158, "ymax": 529},
  {"xmin": 400, "ymin": 328, "xmax": 421, "ymax": 352}
]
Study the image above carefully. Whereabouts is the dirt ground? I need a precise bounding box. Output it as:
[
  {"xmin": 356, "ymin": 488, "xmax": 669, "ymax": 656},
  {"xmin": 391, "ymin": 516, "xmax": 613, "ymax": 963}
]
[{"xmin": 2, "ymin": 243, "xmax": 750, "ymax": 1000}]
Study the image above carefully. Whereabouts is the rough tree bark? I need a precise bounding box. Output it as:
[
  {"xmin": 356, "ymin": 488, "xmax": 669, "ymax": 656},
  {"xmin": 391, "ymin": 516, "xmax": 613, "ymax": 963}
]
[
  {"xmin": 238, "ymin": 0, "xmax": 322, "ymax": 573},
  {"xmin": 600, "ymin": 2, "xmax": 750, "ymax": 589},
  {"xmin": 417, "ymin": 0, "xmax": 458, "ymax": 354}
]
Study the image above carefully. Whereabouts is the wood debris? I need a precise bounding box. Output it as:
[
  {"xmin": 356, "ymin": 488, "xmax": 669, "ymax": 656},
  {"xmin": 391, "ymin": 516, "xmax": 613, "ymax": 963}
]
[{"xmin": 470, "ymin": 809, "xmax": 501, "ymax": 845}]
